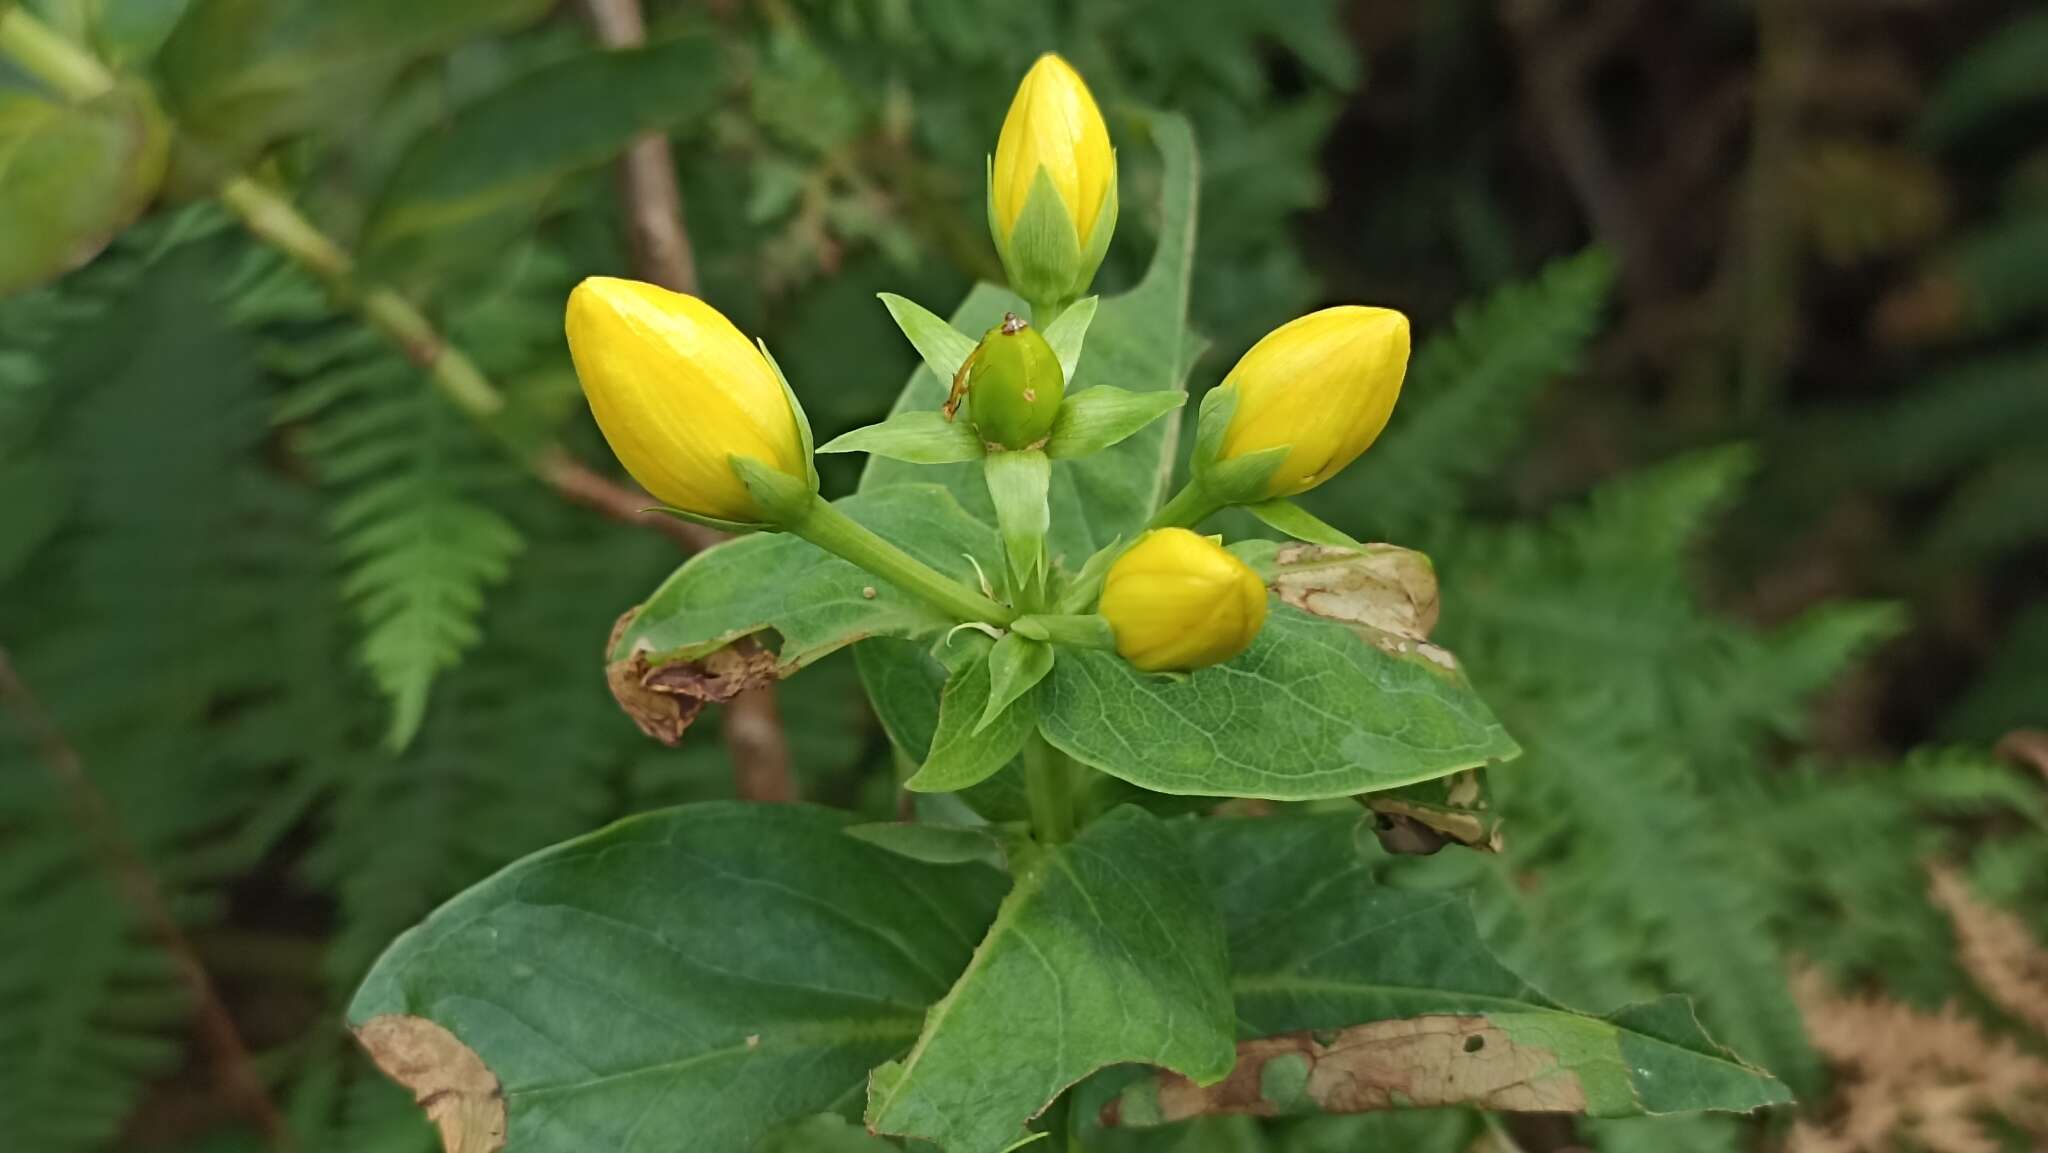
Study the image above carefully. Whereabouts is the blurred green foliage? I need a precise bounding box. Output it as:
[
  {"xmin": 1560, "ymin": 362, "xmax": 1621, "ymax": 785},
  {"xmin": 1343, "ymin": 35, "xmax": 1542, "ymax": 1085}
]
[{"xmin": 0, "ymin": 1, "xmax": 2044, "ymax": 1152}]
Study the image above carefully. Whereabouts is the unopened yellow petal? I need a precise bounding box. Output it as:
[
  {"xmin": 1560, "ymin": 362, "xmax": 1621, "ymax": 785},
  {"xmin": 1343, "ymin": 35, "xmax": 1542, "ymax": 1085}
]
[
  {"xmin": 992, "ymin": 53, "xmax": 1114, "ymax": 244},
  {"xmin": 1099, "ymin": 529, "xmax": 1269, "ymax": 672},
  {"xmin": 565, "ymin": 277, "xmax": 806, "ymax": 522},
  {"xmin": 1215, "ymin": 306, "xmax": 1411, "ymax": 498}
]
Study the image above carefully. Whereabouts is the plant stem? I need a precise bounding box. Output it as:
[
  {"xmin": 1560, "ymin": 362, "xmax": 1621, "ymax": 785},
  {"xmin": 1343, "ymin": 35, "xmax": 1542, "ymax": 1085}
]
[
  {"xmin": 1031, "ymin": 296, "xmax": 1069, "ymax": 331},
  {"xmin": 1010, "ymin": 613, "xmax": 1115, "ymax": 650},
  {"xmin": 1022, "ymin": 732, "xmax": 1075, "ymax": 845},
  {"xmin": 1148, "ymin": 478, "xmax": 1225, "ymax": 530},
  {"xmin": 0, "ymin": 5, "xmax": 115, "ymax": 98},
  {"xmin": 789, "ymin": 496, "xmax": 1016, "ymax": 626}
]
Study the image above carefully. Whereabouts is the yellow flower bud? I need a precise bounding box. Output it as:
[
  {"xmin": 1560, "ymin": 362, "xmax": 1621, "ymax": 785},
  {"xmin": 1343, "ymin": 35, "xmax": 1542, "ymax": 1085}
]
[
  {"xmin": 1212, "ymin": 306, "xmax": 1411, "ymax": 498},
  {"xmin": 1098, "ymin": 529, "xmax": 1269, "ymax": 672},
  {"xmin": 990, "ymin": 53, "xmax": 1118, "ymax": 302},
  {"xmin": 564, "ymin": 277, "xmax": 809, "ymax": 523}
]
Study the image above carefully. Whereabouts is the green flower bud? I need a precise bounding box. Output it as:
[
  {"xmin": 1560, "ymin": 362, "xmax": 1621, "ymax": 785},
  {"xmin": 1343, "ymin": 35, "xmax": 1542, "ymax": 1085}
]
[{"xmin": 963, "ymin": 314, "xmax": 1065, "ymax": 451}]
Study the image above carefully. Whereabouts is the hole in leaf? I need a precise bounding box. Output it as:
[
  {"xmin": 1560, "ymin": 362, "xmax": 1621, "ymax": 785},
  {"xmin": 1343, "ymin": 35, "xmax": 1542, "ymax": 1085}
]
[{"xmin": 1463, "ymin": 1034, "xmax": 1485, "ymax": 1053}]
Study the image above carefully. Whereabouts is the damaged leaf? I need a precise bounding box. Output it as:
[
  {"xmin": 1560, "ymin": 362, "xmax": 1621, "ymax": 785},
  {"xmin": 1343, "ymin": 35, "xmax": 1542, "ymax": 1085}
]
[
  {"xmin": 866, "ymin": 806, "xmax": 1237, "ymax": 1153},
  {"xmin": 1103, "ymin": 1014, "xmax": 1589, "ymax": 1125},
  {"xmin": 1362, "ymin": 770, "xmax": 1504, "ymax": 855},
  {"xmin": 1110, "ymin": 815, "xmax": 1793, "ymax": 1126},
  {"xmin": 355, "ymin": 1015, "xmax": 506, "ymax": 1153},
  {"xmin": 605, "ymin": 613, "xmax": 780, "ymax": 745},
  {"xmin": 1237, "ymin": 540, "xmax": 1461, "ymax": 673},
  {"xmin": 348, "ymin": 803, "xmax": 1007, "ymax": 1153}
]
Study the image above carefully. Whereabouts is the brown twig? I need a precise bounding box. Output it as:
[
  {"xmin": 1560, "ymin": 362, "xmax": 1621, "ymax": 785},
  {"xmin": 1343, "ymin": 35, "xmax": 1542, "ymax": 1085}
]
[
  {"xmin": 580, "ymin": 0, "xmax": 797, "ymax": 804},
  {"xmin": 0, "ymin": 649, "xmax": 295, "ymax": 1151}
]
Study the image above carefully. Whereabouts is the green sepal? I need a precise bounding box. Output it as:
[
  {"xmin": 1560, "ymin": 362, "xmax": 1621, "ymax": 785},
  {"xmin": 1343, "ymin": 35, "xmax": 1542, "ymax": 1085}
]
[
  {"xmin": 1200, "ymin": 445, "xmax": 1289, "ymax": 507},
  {"xmin": 978, "ymin": 632, "xmax": 1055, "ymax": 735},
  {"xmin": 1040, "ymin": 294, "xmax": 1098, "ymax": 382},
  {"xmin": 641, "ymin": 505, "xmax": 770, "ymax": 535},
  {"xmin": 1071, "ymin": 154, "xmax": 1118, "ymax": 298},
  {"xmin": 729, "ymin": 455, "xmax": 819, "ymax": 526},
  {"xmin": 879, "ymin": 292, "xmax": 977, "ymax": 382},
  {"xmin": 906, "ymin": 648, "xmax": 1037, "ymax": 793},
  {"xmin": 983, "ymin": 448, "xmax": 1051, "ymax": 596},
  {"xmin": 1245, "ymin": 499, "xmax": 1364, "ymax": 549},
  {"xmin": 1190, "ymin": 386, "xmax": 1290, "ymax": 505},
  {"xmin": 1010, "ymin": 613, "xmax": 1115, "ymax": 651},
  {"xmin": 818, "ymin": 410, "xmax": 984, "ymax": 464},
  {"xmin": 757, "ymin": 339, "xmax": 820, "ymax": 492},
  {"xmin": 1191, "ymin": 382, "xmax": 1237, "ymax": 472},
  {"xmin": 1055, "ymin": 536, "xmax": 1124, "ymax": 614},
  {"xmin": 1044, "ymin": 387, "xmax": 1186, "ymax": 460},
  {"xmin": 999, "ymin": 165, "xmax": 1084, "ymax": 306}
]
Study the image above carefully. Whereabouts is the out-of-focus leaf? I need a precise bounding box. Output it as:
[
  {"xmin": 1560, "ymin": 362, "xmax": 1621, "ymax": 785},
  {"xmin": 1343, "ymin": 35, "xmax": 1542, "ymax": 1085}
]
[
  {"xmin": 348, "ymin": 802, "xmax": 1008, "ymax": 1153},
  {"xmin": 156, "ymin": 0, "xmax": 552, "ymax": 171},
  {"xmin": 362, "ymin": 36, "xmax": 725, "ymax": 277},
  {"xmin": 0, "ymin": 84, "xmax": 166, "ymax": 295}
]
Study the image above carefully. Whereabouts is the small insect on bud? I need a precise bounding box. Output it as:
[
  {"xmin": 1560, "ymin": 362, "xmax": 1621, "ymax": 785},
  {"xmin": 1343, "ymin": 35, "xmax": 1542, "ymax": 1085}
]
[{"xmin": 947, "ymin": 312, "xmax": 1066, "ymax": 452}]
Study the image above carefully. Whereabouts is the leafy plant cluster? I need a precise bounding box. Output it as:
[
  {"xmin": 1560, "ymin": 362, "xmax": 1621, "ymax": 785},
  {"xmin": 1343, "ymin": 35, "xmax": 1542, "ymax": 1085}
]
[{"xmin": 0, "ymin": 2, "xmax": 2042, "ymax": 1153}]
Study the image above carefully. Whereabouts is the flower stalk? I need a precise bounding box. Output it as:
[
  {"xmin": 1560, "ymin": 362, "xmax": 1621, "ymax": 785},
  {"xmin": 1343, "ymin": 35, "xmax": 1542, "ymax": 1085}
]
[{"xmin": 786, "ymin": 495, "xmax": 1017, "ymax": 628}]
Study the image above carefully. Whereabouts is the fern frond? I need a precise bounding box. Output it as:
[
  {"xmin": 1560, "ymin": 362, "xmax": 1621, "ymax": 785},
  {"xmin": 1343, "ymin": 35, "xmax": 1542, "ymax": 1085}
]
[
  {"xmin": 236, "ymin": 252, "xmax": 524, "ymax": 751},
  {"xmin": 1314, "ymin": 249, "xmax": 1614, "ymax": 538}
]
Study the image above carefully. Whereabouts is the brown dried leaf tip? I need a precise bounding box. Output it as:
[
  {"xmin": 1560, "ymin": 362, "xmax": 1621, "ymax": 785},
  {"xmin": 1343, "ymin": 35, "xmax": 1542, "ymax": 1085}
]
[
  {"xmin": 1101, "ymin": 1015, "xmax": 1586, "ymax": 1127},
  {"xmin": 1268, "ymin": 543, "xmax": 1460, "ymax": 669},
  {"xmin": 355, "ymin": 1015, "xmax": 506, "ymax": 1153},
  {"xmin": 605, "ymin": 609, "xmax": 780, "ymax": 745}
]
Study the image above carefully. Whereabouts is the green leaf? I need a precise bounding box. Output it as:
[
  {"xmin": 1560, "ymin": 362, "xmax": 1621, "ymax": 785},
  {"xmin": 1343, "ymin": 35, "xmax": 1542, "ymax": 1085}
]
[
  {"xmin": 861, "ymin": 112, "xmax": 1199, "ymax": 566},
  {"xmin": 817, "ymin": 409, "xmax": 985, "ymax": 464},
  {"xmin": 1099, "ymin": 816, "xmax": 1790, "ymax": 1125},
  {"xmin": 984, "ymin": 448, "xmax": 1051, "ymax": 590},
  {"xmin": 612, "ymin": 484, "xmax": 1002, "ymax": 668},
  {"xmin": 347, "ymin": 803, "xmax": 1008, "ymax": 1153},
  {"xmin": 362, "ymin": 37, "xmax": 726, "ymax": 277},
  {"xmin": 867, "ymin": 806, "xmax": 1237, "ymax": 1153},
  {"xmin": 1044, "ymin": 387, "xmax": 1187, "ymax": 461},
  {"xmin": 905, "ymin": 648, "xmax": 1036, "ymax": 794},
  {"xmin": 157, "ymin": 0, "xmax": 553, "ymax": 169},
  {"xmin": 844, "ymin": 821, "xmax": 1008, "ymax": 869},
  {"xmin": 1244, "ymin": 500, "xmax": 1362, "ymax": 548},
  {"xmin": 1040, "ymin": 294, "xmax": 1099, "ymax": 381},
  {"xmin": 879, "ymin": 291, "xmax": 978, "ymax": 383},
  {"xmin": 1920, "ymin": 8, "xmax": 2048, "ymax": 143},
  {"xmin": 980, "ymin": 633, "xmax": 1055, "ymax": 735},
  {"xmin": 0, "ymin": 84, "xmax": 167, "ymax": 296},
  {"xmin": 1039, "ymin": 605, "xmax": 1518, "ymax": 800}
]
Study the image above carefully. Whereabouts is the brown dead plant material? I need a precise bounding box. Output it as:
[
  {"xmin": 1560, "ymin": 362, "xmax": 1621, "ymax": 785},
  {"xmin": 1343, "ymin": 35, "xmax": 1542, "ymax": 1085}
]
[
  {"xmin": 604, "ymin": 610, "xmax": 781, "ymax": 745},
  {"xmin": 355, "ymin": 1015, "xmax": 506, "ymax": 1153},
  {"xmin": 1927, "ymin": 864, "xmax": 2048, "ymax": 1038},
  {"xmin": 1788, "ymin": 870, "xmax": 2048, "ymax": 1153}
]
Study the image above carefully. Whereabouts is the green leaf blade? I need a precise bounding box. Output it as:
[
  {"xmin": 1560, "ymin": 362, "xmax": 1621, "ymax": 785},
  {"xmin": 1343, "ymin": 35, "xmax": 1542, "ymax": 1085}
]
[
  {"xmin": 1190, "ymin": 816, "xmax": 1790, "ymax": 1120},
  {"xmin": 0, "ymin": 85, "xmax": 167, "ymax": 295},
  {"xmin": 867, "ymin": 806, "xmax": 1237, "ymax": 1153},
  {"xmin": 613, "ymin": 485, "xmax": 1002, "ymax": 668},
  {"xmin": 348, "ymin": 803, "xmax": 1008, "ymax": 1153},
  {"xmin": 1040, "ymin": 605, "xmax": 1519, "ymax": 800}
]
